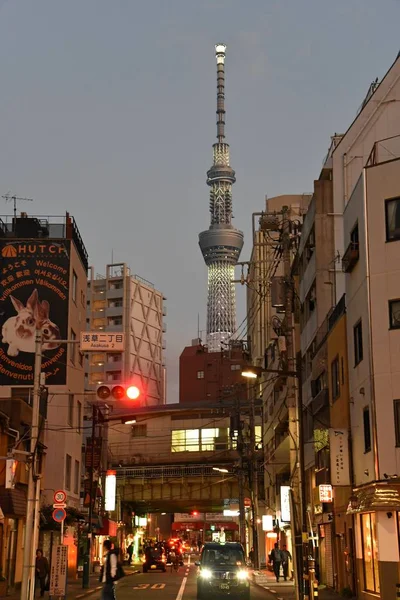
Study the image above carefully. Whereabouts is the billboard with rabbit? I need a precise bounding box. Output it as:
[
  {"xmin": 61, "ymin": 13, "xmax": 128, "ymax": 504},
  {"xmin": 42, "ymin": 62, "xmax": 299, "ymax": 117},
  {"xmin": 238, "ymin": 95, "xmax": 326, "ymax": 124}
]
[{"xmin": 0, "ymin": 239, "xmax": 70, "ymax": 385}]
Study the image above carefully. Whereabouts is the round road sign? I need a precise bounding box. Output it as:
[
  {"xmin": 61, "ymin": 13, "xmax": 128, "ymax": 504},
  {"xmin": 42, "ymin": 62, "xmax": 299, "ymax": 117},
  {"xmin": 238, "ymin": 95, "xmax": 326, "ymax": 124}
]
[
  {"xmin": 54, "ymin": 490, "xmax": 67, "ymax": 504},
  {"xmin": 52, "ymin": 508, "xmax": 67, "ymax": 523}
]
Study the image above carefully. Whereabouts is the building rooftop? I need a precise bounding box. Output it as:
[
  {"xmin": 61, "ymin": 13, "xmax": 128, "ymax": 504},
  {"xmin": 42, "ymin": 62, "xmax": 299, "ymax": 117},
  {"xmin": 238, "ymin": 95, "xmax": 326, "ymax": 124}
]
[{"xmin": 0, "ymin": 212, "xmax": 88, "ymax": 271}]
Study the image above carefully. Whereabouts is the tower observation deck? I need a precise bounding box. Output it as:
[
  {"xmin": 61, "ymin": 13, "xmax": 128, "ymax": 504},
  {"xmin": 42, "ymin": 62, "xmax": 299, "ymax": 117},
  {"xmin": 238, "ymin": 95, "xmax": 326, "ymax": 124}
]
[{"xmin": 199, "ymin": 44, "xmax": 244, "ymax": 352}]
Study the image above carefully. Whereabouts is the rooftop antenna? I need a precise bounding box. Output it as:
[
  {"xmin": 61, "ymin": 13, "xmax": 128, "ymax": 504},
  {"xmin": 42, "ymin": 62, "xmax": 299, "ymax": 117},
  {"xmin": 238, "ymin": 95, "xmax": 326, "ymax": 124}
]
[{"xmin": 2, "ymin": 192, "xmax": 33, "ymax": 220}]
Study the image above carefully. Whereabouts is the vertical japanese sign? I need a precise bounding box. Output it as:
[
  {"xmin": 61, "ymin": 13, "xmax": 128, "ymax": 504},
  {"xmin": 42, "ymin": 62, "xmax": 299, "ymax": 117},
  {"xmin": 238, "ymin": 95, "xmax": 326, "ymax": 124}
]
[
  {"xmin": 0, "ymin": 240, "xmax": 70, "ymax": 385},
  {"xmin": 49, "ymin": 544, "xmax": 68, "ymax": 596},
  {"xmin": 280, "ymin": 485, "xmax": 291, "ymax": 522},
  {"xmin": 329, "ymin": 428, "xmax": 350, "ymax": 486}
]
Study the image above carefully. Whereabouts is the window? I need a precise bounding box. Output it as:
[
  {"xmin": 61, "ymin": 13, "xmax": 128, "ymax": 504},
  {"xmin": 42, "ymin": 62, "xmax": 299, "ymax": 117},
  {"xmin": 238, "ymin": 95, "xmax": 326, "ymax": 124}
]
[
  {"xmin": 172, "ymin": 429, "xmax": 199, "ymax": 452},
  {"xmin": 230, "ymin": 364, "xmax": 241, "ymax": 371},
  {"xmin": 131, "ymin": 424, "xmax": 147, "ymax": 438},
  {"xmin": 385, "ymin": 197, "xmax": 400, "ymax": 242},
  {"xmin": 70, "ymin": 329, "xmax": 77, "ymax": 364},
  {"xmin": 107, "ymin": 371, "xmax": 122, "ymax": 382},
  {"xmin": 68, "ymin": 394, "xmax": 74, "ymax": 426},
  {"xmin": 353, "ymin": 321, "xmax": 363, "ymax": 366},
  {"xmin": 389, "ymin": 299, "xmax": 400, "ymax": 329},
  {"xmin": 65, "ymin": 454, "xmax": 72, "ymax": 490},
  {"xmin": 331, "ymin": 356, "xmax": 340, "ymax": 401},
  {"xmin": 72, "ymin": 270, "xmax": 78, "ymax": 303},
  {"xmin": 81, "ymin": 290, "xmax": 85, "ymax": 306},
  {"xmin": 77, "ymin": 401, "xmax": 82, "ymax": 433},
  {"xmin": 109, "ymin": 316, "xmax": 122, "ymax": 326},
  {"xmin": 74, "ymin": 460, "xmax": 79, "ymax": 494},
  {"xmin": 197, "ymin": 371, "xmax": 204, "ymax": 379},
  {"xmin": 171, "ymin": 428, "xmax": 220, "ymax": 452},
  {"xmin": 350, "ymin": 222, "xmax": 359, "ymax": 246},
  {"xmin": 361, "ymin": 513, "xmax": 380, "ymax": 593},
  {"xmin": 394, "ymin": 400, "xmax": 400, "ymax": 446},
  {"xmin": 363, "ymin": 407, "xmax": 371, "ymax": 453}
]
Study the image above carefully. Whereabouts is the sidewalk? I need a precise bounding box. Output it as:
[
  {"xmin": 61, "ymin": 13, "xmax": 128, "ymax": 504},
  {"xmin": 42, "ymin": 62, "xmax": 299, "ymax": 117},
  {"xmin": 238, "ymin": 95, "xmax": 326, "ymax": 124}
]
[
  {"xmin": 252, "ymin": 570, "xmax": 354, "ymax": 600},
  {"xmin": 6, "ymin": 564, "xmax": 141, "ymax": 600}
]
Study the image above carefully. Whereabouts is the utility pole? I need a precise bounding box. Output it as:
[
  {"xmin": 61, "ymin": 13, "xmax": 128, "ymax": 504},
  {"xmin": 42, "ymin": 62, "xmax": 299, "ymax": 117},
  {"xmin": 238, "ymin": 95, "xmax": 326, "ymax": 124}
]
[
  {"xmin": 21, "ymin": 330, "xmax": 42, "ymax": 600},
  {"xmin": 248, "ymin": 380, "xmax": 259, "ymax": 570},
  {"xmin": 83, "ymin": 404, "xmax": 97, "ymax": 588},
  {"xmin": 282, "ymin": 207, "xmax": 303, "ymax": 600}
]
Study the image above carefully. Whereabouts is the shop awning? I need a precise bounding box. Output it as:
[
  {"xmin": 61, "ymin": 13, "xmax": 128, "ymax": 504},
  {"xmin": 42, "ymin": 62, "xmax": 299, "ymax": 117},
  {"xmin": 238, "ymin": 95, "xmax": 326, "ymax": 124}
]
[
  {"xmin": 98, "ymin": 518, "xmax": 118, "ymax": 536},
  {"xmin": 0, "ymin": 485, "xmax": 27, "ymax": 517},
  {"xmin": 347, "ymin": 482, "xmax": 400, "ymax": 514}
]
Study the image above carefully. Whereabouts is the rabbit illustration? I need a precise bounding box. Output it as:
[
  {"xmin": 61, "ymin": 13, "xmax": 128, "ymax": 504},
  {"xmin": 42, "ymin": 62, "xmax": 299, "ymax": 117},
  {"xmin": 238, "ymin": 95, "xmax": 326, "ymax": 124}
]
[
  {"xmin": 37, "ymin": 300, "xmax": 61, "ymax": 350},
  {"xmin": 1, "ymin": 289, "xmax": 39, "ymax": 356}
]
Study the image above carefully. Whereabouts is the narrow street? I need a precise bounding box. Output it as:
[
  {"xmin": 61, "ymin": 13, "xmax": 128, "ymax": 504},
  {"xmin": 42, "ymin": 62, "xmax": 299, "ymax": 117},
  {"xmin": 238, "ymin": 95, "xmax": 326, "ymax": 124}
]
[{"xmin": 86, "ymin": 561, "xmax": 271, "ymax": 600}]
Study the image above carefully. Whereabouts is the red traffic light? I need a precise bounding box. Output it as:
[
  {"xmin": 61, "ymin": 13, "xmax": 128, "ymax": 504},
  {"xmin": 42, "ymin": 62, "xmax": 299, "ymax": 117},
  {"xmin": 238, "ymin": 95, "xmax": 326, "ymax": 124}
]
[
  {"xmin": 96, "ymin": 384, "xmax": 142, "ymax": 402},
  {"xmin": 127, "ymin": 385, "xmax": 140, "ymax": 400}
]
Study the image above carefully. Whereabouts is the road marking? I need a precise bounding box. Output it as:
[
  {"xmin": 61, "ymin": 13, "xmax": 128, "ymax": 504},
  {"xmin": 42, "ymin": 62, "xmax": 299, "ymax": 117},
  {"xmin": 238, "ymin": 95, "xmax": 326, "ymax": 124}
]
[
  {"xmin": 188, "ymin": 555, "xmax": 191, "ymax": 566},
  {"xmin": 176, "ymin": 576, "xmax": 187, "ymax": 600}
]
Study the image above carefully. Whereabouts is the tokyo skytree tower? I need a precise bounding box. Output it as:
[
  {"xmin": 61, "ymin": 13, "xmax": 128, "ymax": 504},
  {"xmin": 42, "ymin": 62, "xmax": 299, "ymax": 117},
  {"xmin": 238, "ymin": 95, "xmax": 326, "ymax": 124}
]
[{"xmin": 199, "ymin": 44, "xmax": 244, "ymax": 352}]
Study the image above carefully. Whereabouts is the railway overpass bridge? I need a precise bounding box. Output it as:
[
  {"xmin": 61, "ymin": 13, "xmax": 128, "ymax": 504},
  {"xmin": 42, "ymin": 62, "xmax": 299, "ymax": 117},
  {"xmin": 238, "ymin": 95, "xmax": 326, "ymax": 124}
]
[{"xmin": 106, "ymin": 401, "xmax": 263, "ymax": 515}]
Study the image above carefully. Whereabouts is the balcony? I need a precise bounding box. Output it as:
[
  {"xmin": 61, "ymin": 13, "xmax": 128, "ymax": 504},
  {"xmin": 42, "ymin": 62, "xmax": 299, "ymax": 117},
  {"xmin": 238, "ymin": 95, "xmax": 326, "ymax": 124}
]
[
  {"xmin": 106, "ymin": 306, "xmax": 123, "ymax": 318},
  {"xmin": 342, "ymin": 242, "xmax": 359, "ymax": 273},
  {"xmin": 310, "ymin": 387, "xmax": 329, "ymax": 416}
]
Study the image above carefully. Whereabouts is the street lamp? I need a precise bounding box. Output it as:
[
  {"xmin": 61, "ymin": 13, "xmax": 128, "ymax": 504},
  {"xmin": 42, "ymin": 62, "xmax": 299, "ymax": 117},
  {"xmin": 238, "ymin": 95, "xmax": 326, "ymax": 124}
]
[{"xmin": 213, "ymin": 467, "xmax": 229, "ymax": 473}]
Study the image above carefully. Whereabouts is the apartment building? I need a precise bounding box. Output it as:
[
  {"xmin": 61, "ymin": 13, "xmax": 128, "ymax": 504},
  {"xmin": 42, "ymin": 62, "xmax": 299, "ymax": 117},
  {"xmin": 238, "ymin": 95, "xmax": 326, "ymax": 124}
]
[
  {"xmin": 343, "ymin": 152, "xmax": 400, "ymax": 599},
  {"xmin": 86, "ymin": 263, "xmax": 166, "ymax": 406},
  {"xmin": 246, "ymin": 194, "xmax": 311, "ymax": 565}
]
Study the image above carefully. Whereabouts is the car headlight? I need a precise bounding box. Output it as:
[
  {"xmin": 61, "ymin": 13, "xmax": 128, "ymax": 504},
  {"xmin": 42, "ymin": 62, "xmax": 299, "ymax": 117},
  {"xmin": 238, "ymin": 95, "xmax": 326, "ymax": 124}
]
[
  {"xmin": 237, "ymin": 571, "xmax": 248, "ymax": 580},
  {"xmin": 200, "ymin": 569, "xmax": 213, "ymax": 579}
]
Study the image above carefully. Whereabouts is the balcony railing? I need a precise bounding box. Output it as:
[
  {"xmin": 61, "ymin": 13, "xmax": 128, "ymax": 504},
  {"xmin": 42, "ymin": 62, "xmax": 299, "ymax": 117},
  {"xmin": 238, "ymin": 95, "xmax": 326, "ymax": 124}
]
[
  {"xmin": 342, "ymin": 242, "xmax": 359, "ymax": 273},
  {"xmin": 311, "ymin": 387, "xmax": 329, "ymax": 416}
]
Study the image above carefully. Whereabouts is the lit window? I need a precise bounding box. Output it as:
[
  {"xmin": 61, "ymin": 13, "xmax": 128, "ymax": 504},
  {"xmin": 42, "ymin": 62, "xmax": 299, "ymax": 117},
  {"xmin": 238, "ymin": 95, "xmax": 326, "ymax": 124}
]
[
  {"xmin": 171, "ymin": 429, "xmax": 200, "ymax": 452},
  {"xmin": 197, "ymin": 371, "xmax": 205, "ymax": 379}
]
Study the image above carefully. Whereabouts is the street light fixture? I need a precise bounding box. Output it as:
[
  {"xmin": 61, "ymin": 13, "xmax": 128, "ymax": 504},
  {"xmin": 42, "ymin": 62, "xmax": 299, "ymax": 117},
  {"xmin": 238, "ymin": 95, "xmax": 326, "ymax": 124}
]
[
  {"xmin": 212, "ymin": 467, "xmax": 229, "ymax": 473},
  {"xmin": 241, "ymin": 369, "xmax": 259, "ymax": 379}
]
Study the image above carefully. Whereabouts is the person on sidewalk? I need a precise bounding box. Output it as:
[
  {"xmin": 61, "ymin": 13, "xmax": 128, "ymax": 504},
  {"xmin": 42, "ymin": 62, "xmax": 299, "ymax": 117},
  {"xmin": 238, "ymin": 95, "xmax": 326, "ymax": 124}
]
[
  {"xmin": 248, "ymin": 547, "xmax": 255, "ymax": 567},
  {"xmin": 100, "ymin": 539, "xmax": 118, "ymax": 600},
  {"xmin": 281, "ymin": 545, "xmax": 292, "ymax": 581},
  {"xmin": 35, "ymin": 549, "xmax": 49, "ymax": 597},
  {"xmin": 127, "ymin": 543, "xmax": 134, "ymax": 565},
  {"xmin": 269, "ymin": 543, "xmax": 283, "ymax": 582}
]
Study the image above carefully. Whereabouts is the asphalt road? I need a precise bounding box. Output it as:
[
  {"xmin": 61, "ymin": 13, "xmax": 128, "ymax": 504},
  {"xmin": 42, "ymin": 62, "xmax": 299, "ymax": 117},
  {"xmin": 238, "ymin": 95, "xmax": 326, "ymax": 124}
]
[{"xmin": 87, "ymin": 557, "xmax": 270, "ymax": 600}]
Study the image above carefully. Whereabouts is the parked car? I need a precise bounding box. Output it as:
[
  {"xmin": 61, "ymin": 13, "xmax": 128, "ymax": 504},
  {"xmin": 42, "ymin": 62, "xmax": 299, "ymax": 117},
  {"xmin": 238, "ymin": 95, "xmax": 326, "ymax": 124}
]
[{"xmin": 196, "ymin": 543, "xmax": 249, "ymax": 600}]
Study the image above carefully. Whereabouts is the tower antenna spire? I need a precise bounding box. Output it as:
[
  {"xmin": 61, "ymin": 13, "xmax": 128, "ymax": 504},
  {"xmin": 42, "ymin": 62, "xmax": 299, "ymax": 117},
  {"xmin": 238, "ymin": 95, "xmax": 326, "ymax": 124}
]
[
  {"xmin": 198, "ymin": 44, "xmax": 244, "ymax": 352},
  {"xmin": 215, "ymin": 43, "xmax": 227, "ymax": 142}
]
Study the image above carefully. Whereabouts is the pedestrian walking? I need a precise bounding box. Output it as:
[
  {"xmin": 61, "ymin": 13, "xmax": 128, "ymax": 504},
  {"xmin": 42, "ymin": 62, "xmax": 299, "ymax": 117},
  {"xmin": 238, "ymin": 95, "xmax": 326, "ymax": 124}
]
[
  {"xmin": 100, "ymin": 540, "xmax": 118, "ymax": 600},
  {"xmin": 127, "ymin": 542, "xmax": 134, "ymax": 564},
  {"xmin": 248, "ymin": 547, "xmax": 255, "ymax": 567},
  {"xmin": 197, "ymin": 539, "xmax": 202, "ymax": 553},
  {"xmin": 281, "ymin": 545, "xmax": 292, "ymax": 581},
  {"xmin": 35, "ymin": 549, "xmax": 49, "ymax": 597},
  {"xmin": 269, "ymin": 543, "xmax": 283, "ymax": 582}
]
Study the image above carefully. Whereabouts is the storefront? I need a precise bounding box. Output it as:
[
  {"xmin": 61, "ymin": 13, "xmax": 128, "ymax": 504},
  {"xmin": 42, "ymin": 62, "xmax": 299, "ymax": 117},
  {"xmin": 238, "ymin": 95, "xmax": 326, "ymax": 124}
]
[{"xmin": 347, "ymin": 482, "xmax": 400, "ymax": 599}]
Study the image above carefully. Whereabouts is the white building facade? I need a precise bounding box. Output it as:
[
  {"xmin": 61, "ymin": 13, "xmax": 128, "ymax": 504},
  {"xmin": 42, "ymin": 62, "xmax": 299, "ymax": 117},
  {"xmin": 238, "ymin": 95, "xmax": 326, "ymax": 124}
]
[{"xmin": 86, "ymin": 263, "xmax": 166, "ymax": 406}]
